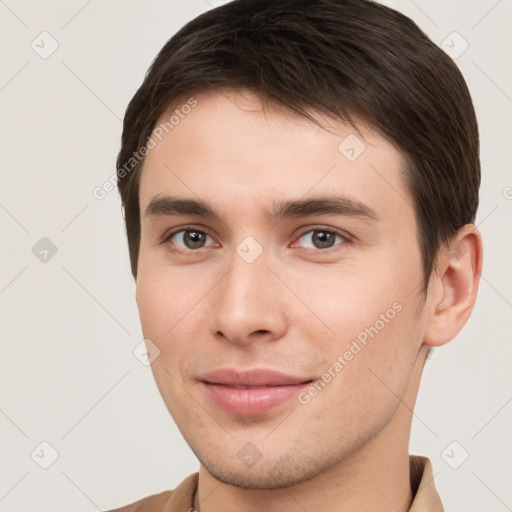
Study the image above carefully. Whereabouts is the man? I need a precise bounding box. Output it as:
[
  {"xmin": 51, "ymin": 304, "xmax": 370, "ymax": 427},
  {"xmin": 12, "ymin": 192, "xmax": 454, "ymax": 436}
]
[{"xmin": 109, "ymin": 0, "xmax": 482, "ymax": 510}]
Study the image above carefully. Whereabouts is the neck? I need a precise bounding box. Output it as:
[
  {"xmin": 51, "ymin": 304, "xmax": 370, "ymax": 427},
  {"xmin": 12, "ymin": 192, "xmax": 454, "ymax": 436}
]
[{"xmin": 194, "ymin": 346, "xmax": 428, "ymax": 512}]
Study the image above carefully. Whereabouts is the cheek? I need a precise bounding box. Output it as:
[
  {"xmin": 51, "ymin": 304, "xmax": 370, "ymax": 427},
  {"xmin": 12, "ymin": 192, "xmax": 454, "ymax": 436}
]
[
  {"xmin": 135, "ymin": 276, "xmax": 170, "ymax": 340},
  {"xmin": 136, "ymin": 259, "xmax": 203, "ymax": 338},
  {"xmin": 135, "ymin": 263, "xmax": 217, "ymax": 391},
  {"xmin": 292, "ymin": 254, "xmax": 423, "ymax": 391},
  {"xmin": 287, "ymin": 261, "xmax": 403, "ymax": 340},
  {"xmin": 135, "ymin": 269, "xmax": 203, "ymax": 411},
  {"xmin": 302, "ymin": 301, "xmax": 422, "ymax": 443}
]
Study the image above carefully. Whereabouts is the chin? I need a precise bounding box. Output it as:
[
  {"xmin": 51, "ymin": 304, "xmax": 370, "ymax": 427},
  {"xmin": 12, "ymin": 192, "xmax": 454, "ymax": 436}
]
[{"xmin": 199, "ymin": 451, "xmax": 339, "ymax": 490}]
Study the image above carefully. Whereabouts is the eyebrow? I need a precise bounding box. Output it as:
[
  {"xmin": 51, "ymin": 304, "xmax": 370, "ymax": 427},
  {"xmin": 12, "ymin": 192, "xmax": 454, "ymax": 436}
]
[{"xmin": 144, "ymin": 194, "xmax": 378, "ymax": 223}]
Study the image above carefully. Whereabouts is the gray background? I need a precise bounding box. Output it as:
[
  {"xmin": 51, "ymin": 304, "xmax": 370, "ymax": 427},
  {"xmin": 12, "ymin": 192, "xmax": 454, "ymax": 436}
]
[{"xmin": 0, "ymin": 0, "xmax": 511, "ymax": 510}]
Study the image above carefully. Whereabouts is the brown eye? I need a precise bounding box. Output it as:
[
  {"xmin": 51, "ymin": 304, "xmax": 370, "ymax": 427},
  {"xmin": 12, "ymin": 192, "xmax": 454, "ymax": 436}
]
[
  {"xmin": 168, "ymin": 229, "xmax": 214, "ymax": 250},
  {"xmin": 297, "ymin": 229, "xmax": 345, "ymax": 250}
]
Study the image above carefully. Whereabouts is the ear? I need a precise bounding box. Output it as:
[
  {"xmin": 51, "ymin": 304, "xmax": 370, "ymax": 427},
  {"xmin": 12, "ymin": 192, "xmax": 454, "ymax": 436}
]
[{"xmin": 423, "ymin": 224, "xmax": 483, "ymax": 347}]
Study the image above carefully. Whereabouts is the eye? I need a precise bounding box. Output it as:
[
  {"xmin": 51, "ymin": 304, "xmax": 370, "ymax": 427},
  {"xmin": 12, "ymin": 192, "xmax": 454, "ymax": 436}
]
[
  {"xmin": 164, "ymin": 228, "xmax": 216, "ymax": 251},
  {"xmin": 162, "ymin": 226, "xmax": 348, "ymax": 255},
  {"xmin": 293, "ymin": 228, "xmax": 346, "ymax": 251}
]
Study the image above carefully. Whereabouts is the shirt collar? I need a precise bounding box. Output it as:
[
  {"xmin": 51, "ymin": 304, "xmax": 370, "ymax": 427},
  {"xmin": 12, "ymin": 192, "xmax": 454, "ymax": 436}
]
[{"xmin": 409, "ymin": 455, "xmax": 444, "ymax": 511}]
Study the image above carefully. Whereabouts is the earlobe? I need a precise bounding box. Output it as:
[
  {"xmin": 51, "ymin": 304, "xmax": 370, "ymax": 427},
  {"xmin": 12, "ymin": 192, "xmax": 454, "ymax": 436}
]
[{"xmin": 423, "ymin": 225, "xmax": 483, "ymax": 347}]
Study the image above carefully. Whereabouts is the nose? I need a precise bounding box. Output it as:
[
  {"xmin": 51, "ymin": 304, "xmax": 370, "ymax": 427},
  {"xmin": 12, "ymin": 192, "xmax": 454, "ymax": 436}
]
[{"xmin": 210, "ymin": 249, "xmax": 289, "ymax": 346}]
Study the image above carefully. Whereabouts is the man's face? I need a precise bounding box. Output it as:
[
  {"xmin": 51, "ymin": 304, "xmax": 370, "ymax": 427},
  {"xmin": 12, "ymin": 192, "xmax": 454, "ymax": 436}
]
[{"xmin": 136, "ymin": 89, "xmax": 427, "ymax": 488}]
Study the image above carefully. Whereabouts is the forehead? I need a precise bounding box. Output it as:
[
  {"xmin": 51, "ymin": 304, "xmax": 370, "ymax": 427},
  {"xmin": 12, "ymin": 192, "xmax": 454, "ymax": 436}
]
[{"xmin": 138, "ymin": 89, "xmax": 412, "ymax": 224}]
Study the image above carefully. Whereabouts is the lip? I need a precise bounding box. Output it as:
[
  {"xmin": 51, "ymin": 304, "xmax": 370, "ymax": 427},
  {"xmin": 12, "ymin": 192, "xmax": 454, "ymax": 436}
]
[{"xmin": 199, "ymin": 368, "xmax": 313, "ymax": 416}]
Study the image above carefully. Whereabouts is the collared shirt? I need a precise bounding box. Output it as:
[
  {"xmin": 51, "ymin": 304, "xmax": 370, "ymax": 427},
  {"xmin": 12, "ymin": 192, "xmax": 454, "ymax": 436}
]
[{"xmin": 107, "ymin": 455, "xmax": 444, "ymax": 511}]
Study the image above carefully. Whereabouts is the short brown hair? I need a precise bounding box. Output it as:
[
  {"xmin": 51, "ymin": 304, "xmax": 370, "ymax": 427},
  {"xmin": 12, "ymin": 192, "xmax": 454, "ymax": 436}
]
[{"xmin": 117, "ymin": 0, "xmax": 480, "ymax": 286}]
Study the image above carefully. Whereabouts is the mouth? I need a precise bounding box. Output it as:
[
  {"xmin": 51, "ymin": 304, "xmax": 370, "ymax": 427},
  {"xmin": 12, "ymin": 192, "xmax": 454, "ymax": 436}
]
[{"xmin": 199, "ymin": 368, "xmax": 314, "ymax": 416}]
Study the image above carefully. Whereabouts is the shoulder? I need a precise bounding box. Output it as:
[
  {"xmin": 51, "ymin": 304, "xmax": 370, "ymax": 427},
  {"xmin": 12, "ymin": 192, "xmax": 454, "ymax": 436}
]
[
  {"xmin": 105, "ymin": 490, "xmax": 174, "ymax": 512},
  {"xmin": 105, "ymin": 473, "xmax": 199, "ymax": 512}
]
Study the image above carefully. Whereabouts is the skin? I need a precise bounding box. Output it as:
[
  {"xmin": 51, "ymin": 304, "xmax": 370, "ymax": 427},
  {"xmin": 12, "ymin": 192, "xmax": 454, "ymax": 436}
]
[{"xmin": 135, "ymin": 89, "xmax": 482, "ymax": 511}]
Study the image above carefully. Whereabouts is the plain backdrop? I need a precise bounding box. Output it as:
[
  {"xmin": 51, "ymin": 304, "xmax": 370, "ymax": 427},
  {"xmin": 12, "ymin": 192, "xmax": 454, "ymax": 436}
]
[{"xmin": 1, "ymin": 0, "xmax": 511, "ymax": 510}]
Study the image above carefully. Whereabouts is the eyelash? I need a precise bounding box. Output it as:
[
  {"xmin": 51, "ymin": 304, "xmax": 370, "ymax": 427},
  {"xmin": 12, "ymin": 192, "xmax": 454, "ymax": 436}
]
[{"xmin": 161, "ymin": 225, "xmax": 351, "ymax": 256}]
